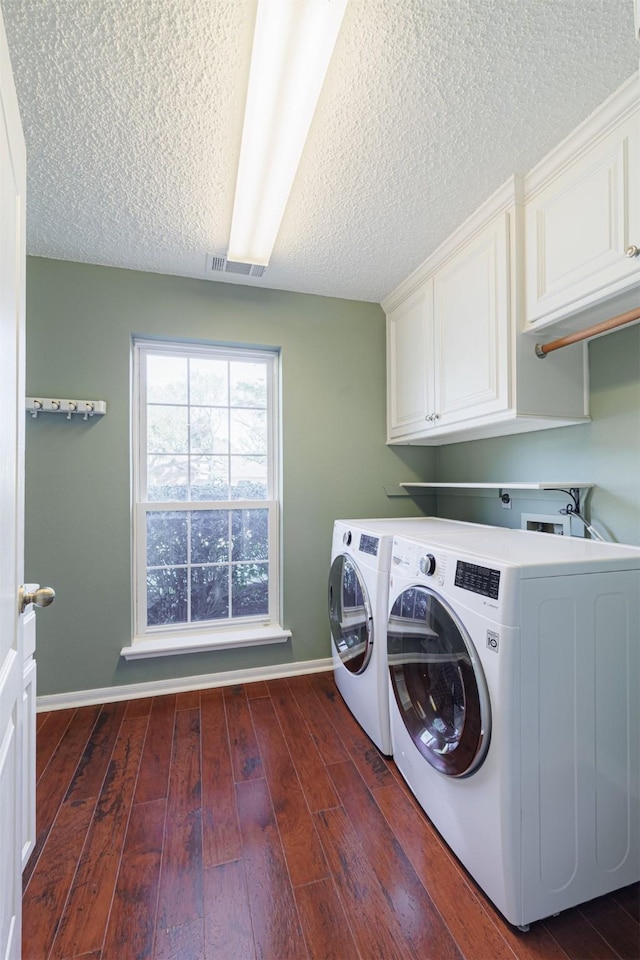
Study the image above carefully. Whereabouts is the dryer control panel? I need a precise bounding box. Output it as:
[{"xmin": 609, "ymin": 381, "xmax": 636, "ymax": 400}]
[{"xmin": 359, "ymin": 534, "xmax": 379, "ymax": 557}]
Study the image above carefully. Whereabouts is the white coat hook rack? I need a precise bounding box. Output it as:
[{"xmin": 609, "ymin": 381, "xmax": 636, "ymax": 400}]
[{"xmin": 26, "ymin": 398, "xmax": 107, "ymax": 420}]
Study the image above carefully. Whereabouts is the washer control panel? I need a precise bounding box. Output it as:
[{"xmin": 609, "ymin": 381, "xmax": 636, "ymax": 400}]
[
  {"xmin": 419, "ymin": 553, "xmax": 436, "ymax": 576},
  {"xmin": 391, "ymin": 535, "xmax": 517, "ymax": 625},
  {"xmin": 454, "ymin": 560, "xmax": 500, "ymax": 600}
]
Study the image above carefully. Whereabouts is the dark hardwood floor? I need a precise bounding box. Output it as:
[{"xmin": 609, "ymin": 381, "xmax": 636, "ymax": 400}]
[{"xmin": 24, "ymin": 672, "xmax": 639, "ymax": 960}]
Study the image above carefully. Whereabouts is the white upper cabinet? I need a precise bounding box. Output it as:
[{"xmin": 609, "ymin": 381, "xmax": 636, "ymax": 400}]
[
  {"xmin": 524, "ymin": 75, "xmax": 640, "ymax": 329},
  {"xmin": 383, "ymin": 73, "xmax": 640, "ymax": 447},
  {"xmin": 384, "ymin": 180, "xmax": 518, "ymax": 446},
  {"xmin": 386, "ymin": 214, "xmax": 509, "ymax": 442},
  {"xmin": 383, "ymin": 178, "xmax": 590, "ymax": 446}
]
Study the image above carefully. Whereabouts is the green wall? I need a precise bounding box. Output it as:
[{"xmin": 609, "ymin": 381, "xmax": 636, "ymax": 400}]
[
  {"xmin": 25, "ymin": 257, "xmax": 436, "ymax": 696},
  {"xmin": 433, "ymin": 323, "xmax": 640, "ymax": 545},
  {"xmin": 25, "ymin": 258, "xmax": 639, "ymax": 698}
]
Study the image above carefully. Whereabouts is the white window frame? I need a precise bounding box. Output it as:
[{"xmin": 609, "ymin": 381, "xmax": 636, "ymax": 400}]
[{"xmin": 124, "ymin": 338, "xmax": 289, "ymax": 659}]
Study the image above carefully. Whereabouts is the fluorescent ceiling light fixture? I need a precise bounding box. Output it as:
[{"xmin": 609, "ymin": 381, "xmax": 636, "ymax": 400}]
[{"xmin": 228, "ymin": 0, "xmax": 348, "ymax": 267}]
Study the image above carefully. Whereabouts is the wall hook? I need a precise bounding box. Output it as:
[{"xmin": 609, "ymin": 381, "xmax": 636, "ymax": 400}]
[{"xmin": 25, "ymin": 397, "xmax": 107, "ymax": 419}]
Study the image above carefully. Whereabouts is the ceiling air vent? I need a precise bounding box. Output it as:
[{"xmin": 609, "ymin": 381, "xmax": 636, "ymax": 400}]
[{"xmin": 206, "ymin": 254, "xmax": 267, "ymax": 279}]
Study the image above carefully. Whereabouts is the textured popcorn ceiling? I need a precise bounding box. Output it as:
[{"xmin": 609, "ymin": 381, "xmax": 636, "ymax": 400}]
[{"xmin": 2, "ymin": 0, "xmax": 638, "ymax": 303}]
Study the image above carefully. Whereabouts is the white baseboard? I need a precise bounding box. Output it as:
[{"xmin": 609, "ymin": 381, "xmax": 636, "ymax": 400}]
[{"xmin": 36, "ymin": 657, "xmax": 333, "ymax": 712}]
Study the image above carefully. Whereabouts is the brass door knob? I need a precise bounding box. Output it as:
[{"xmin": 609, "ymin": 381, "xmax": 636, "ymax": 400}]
[{"xmin": 19, "ymin": 585, "xmax": 55, "ymax": 614}]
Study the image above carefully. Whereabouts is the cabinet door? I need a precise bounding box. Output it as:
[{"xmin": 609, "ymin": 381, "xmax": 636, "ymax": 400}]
[
  {"xmin": 525, "ymin": 111, "xmax": 640, "ymax": 325},
  {"xmin": 386, "ymin": 280, "xmax": 434, "ymax": 440},
  {"xmin": 432, "ymin": 213, "xmax": 510, "ymax": 427}
]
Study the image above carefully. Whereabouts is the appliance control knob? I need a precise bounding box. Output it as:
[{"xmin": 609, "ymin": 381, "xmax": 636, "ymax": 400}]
[
  {"xmin": 419, "ymin": 553, "xmax": 436, "ymax": 576},
  {"xmin": 343, "ymin": 530, "xmax": 352, "ymax": 546}
]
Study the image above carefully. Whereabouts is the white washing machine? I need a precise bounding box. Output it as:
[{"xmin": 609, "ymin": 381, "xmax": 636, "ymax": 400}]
[
  {"xmin": 387, "ymin": 528, "xmax": 640, "ymax": 929},
  {"xmin": 328, "ymin": 517, "xmax": 491, "ymax": 756}
]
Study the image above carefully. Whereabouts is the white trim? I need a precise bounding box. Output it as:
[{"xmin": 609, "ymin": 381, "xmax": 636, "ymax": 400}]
[
  {"xmin": 382, "ymin": 176, "xmax": 522, "ymax": 312},
  {"xmin": 524, "ymin": 72, "xmax": 638, "ymax": 198},
  {"xmin": 36, "ymin": 657, "xmax": 333, "ymax": 712},
  {"xmin": 121, "ymin": 624, "xmax": 292, "ymax": 659},
  {"xmin": 134, "ymin": 339, "xmax": 280, "ymax": 364},
  {"xmin": 382, "ymin": 73, "xmax": 639, "ymax": 315}
]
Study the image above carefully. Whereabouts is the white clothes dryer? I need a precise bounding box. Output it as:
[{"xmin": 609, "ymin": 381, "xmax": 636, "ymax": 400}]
[
  {"xmin": 328, "ymin": 517, "xmax": 489, "ymax": 756},
  {"xmin": 387, "ymin": 528, "xmax": 640, "ymax": 929}
]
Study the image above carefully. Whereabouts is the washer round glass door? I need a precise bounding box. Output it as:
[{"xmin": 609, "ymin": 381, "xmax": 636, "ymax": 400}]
[
  {"xmin": 328, "ymin": 555, "xmax": 373, "ymax": 674},
  {"xmin": 387, "ymin": 585, "xmax": 490, "ymax": 777}
]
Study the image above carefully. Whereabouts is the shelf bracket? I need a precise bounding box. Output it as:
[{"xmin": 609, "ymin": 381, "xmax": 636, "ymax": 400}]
[{"xmin": 546, "ymin": 486, "xmax": 583, "ymax": 515}]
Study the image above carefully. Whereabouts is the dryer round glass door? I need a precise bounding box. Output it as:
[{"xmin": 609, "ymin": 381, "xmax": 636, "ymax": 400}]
[
  {"xmin": 387, "ymin": 585, "xmax": 490, "ymax": 777},
  {"xmin": 328, "ymin": 555, "xmax": 373, "ymax": 674}
]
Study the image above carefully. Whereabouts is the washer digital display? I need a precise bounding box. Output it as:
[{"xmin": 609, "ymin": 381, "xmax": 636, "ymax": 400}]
[{"xmin": 455, "ymin": 560, "xmax": 500, "ymax": 599}]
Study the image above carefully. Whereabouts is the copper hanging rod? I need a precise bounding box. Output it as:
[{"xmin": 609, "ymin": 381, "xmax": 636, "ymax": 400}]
[{"xmin": 535, "ymin": 306, "xmax": 640, "ymax": 358}]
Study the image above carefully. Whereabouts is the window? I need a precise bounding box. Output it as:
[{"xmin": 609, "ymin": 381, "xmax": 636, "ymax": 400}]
[{"xmin": 131, "ymin": 339, "xmax": 285, "ymax": 653}]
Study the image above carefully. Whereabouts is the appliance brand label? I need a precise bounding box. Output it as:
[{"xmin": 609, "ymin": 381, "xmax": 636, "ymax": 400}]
[{"xmin": 486, "ymin": 630, "xmax": 499, "ymax": 652}]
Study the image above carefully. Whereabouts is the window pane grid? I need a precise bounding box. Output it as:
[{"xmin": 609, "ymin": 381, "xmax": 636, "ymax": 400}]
[
  {"xmin": 144, "ymin": 356, "xmax": 269, "ymax": 503},
  {"xmin": 142, "ymin": 502, "xmax": 272, "ymax": 628}
]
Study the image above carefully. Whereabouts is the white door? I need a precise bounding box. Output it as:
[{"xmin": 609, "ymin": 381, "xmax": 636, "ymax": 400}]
[{"xmin": 0, "ymin": 8, "xmax": 27, "ymax": 960}]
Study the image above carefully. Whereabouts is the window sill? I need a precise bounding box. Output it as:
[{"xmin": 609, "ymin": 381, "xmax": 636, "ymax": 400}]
[{"xmin": 120, "ymin": 625, "xmax": 292, "ymax": 660}]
